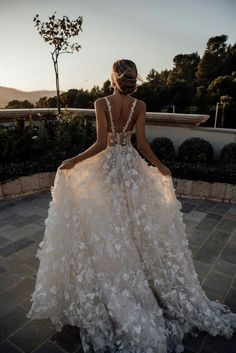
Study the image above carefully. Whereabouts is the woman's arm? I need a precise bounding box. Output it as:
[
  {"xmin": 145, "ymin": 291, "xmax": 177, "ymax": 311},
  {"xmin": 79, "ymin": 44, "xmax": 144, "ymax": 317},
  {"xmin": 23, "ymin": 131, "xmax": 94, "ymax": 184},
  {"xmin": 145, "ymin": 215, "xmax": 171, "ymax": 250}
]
[
  {"xmin": 135, "ymin": 101, "xmax": 171, "ymax": 176},
  {"xmin": 72, "ymin": 99, "xmax": 108, "ymax": 165}
]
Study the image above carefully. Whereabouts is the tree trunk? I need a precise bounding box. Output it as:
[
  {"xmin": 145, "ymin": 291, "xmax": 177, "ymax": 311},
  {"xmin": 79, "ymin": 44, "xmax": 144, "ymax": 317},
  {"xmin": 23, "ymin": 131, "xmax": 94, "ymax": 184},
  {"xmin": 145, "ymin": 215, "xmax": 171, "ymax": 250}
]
[{"xmin": 53, "ymin": 57, "xmax": 61, "ymax": 115}]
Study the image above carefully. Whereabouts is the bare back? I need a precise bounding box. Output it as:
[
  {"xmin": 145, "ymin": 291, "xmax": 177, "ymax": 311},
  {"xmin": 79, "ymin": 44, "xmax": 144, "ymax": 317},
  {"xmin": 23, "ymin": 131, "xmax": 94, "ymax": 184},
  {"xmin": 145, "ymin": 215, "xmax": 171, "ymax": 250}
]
[
  {"xmin": 103, "ymin": 94, "xmax": 142, "ymax": 133},
  {"xmin": 95, "ymin": 94, "xmax": 147, "ymax": 149}
]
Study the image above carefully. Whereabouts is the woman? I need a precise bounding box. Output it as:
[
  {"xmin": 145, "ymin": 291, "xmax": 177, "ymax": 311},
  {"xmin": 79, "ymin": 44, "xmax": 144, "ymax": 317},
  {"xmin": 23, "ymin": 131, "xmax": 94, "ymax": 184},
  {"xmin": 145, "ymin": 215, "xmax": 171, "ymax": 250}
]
[{"xmin": 27, "ymin": 59, "xmax": 236, "ymax": 353}]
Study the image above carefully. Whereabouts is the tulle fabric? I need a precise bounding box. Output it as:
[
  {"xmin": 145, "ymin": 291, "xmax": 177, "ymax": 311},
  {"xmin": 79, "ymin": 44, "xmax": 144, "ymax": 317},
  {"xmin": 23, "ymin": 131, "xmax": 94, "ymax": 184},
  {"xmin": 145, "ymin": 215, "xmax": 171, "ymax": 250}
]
[{"xmin": 26, "ymin": 134, "xmax": 236, "ymax": 353}]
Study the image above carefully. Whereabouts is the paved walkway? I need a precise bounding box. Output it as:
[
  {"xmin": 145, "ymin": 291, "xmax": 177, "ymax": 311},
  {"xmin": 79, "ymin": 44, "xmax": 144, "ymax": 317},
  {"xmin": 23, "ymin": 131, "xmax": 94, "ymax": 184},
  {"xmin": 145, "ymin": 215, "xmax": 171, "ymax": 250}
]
[{"xmin": 0, "ymin": 191, "xmax": 235, "ymax": 353}]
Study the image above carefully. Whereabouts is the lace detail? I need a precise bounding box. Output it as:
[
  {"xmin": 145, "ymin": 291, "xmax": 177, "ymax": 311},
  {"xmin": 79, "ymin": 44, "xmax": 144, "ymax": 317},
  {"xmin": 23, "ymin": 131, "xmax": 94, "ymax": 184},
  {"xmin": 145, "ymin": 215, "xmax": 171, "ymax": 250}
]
[
  {"xmin": 107, "ymin": 131, "xmax": 132, "ymax": 146},
  {"xmin": 26, "ymin": 126, "xmax": 236, "ymax": 352}
]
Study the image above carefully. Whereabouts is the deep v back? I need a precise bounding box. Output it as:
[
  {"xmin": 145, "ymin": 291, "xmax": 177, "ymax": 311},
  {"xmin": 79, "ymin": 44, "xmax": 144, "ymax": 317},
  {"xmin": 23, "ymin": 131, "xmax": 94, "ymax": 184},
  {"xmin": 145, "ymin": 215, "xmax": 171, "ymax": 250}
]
[{"xmin": 105, "ymin": 96, "xmax": 137, "ymax": 134}]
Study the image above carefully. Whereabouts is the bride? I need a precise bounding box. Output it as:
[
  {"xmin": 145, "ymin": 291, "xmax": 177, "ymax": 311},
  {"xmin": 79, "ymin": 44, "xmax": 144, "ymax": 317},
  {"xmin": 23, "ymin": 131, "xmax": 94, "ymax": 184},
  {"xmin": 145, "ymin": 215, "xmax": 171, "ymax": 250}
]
[{"xmin": 26, "ymin": 59, "xmax": 236, "ymax": 353}]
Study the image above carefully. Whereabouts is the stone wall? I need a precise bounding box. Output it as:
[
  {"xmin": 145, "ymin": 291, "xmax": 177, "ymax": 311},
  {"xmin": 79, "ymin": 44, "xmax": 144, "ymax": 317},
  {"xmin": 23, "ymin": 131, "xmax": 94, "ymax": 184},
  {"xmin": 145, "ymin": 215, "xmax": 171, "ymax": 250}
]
[
  {"xmin": 175, "ymin": 179, "xmax": 236, "ymax": 203},
  {"xmin": 0, "ymin": 172, "xmax": 235, "ymax": 203},
  {"xmin": 0, "ymin": 173, "xmax": 56, "ymax": 200}
]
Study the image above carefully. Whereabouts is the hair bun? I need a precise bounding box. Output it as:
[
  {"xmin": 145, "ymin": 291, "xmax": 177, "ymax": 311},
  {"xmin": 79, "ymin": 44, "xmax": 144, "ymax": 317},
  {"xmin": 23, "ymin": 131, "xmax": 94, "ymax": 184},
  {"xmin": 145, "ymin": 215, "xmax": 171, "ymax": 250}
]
[{"xmin": 112, "ymin": 59, "xmax": 140, "ymax": 95}]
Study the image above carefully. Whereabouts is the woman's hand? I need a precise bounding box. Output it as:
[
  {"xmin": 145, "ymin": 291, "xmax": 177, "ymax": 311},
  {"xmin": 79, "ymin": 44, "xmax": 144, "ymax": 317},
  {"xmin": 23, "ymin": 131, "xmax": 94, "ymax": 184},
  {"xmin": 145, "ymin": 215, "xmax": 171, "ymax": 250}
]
[
  {"xmin": 158, "ymin": 163, "xmax": 172, "ymax": 177},
  {"xmin": 58, "ymin": 157, "xmax": 77, "ymax": 171}
]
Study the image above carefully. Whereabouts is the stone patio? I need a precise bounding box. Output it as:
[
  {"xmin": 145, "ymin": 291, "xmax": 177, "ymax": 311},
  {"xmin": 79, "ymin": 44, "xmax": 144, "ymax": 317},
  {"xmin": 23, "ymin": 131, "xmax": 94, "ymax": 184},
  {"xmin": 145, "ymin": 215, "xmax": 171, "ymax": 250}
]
[{"xmin": 0, "ymin": 190, "xmax": 235, "ymax": 353}]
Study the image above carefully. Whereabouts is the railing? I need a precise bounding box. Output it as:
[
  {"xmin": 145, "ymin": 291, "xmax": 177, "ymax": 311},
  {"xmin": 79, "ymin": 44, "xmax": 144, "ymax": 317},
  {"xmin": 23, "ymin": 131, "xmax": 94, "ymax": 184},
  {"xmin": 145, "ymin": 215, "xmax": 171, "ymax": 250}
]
[{"xmin": 0, "ymin": 108, "xmax": 209, "ymax": 128}]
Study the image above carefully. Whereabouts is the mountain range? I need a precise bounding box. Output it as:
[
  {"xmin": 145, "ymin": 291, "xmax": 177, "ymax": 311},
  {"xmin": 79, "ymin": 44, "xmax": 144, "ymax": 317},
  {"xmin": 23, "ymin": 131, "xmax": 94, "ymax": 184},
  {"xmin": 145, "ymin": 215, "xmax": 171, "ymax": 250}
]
[{"xmin": 0, "ymin": 86, "xmax": 59, "ymax": 108}]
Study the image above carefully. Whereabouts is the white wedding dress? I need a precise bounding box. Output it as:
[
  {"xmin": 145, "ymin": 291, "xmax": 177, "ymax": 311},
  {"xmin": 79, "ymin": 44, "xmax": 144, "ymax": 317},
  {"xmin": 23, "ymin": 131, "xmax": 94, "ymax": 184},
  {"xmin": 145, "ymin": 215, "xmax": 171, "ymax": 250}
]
[{"xmin": 26, "ymin": 96, "xmax": 236, "ymax": 353}]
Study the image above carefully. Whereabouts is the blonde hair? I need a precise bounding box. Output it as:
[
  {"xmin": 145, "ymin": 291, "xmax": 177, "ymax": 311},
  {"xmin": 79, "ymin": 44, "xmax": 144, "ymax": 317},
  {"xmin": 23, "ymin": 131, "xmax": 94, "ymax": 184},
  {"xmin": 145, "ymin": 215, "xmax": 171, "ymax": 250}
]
[{"xmin": 111, "ymin": 59, "xmax": 144, "ymax": 95}]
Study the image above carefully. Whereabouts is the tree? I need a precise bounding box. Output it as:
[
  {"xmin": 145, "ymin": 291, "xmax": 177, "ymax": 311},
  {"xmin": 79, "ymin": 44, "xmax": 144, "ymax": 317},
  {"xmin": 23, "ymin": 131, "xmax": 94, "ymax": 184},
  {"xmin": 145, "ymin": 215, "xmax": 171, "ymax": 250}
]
[
  {"xmin": 5, "ymin": 100, "xmax": 34, "ymax": 109},
  {"xmin": 146, "ymin": 68, "xmax": 159, "ymax": 82},
  {"xmin": 224, "ymin": 43, "xmax": 236, "ymax": 74},
  {"xmin": 35, "ymin": 96, "xmax": 49, "ymax": 108},
  {"xmin": 169, "ymin": 79, "xmax": 195, "ymax": 112},
  {"xmin": 90, "ymin": 85, "xmax": 101, "ymax": 101},
  {"xmin": 101, "ymin": 80, "xmax": 113, "ymax": 96},
  {"xmin": 171, "ymin": 53, "xmax": 200, "ymax": 83},
  {"xmin": 61, "ymin": 89, "xmax": 79, "ymax": 108},
  {"xmin": 208, "ymin": 75, "xmax": 235, "ymax": 99},
  {"xmin": 197, "ymin": 35, "xmax": 228, "ymax": 84},
  {"xmin": 33, "ymin": 12, "xmax": 83, "ymax": 115}
]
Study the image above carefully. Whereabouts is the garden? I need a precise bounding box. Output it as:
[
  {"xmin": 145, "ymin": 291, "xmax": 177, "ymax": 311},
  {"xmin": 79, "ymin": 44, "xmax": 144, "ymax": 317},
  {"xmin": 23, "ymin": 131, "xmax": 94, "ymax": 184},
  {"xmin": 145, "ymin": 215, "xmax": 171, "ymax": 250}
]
[
  {"xmin": 0, "ymin": 109, "xmax": 235, "ymax": 186},
  {"xmin": 0, "ymin": 110, "xmax": 94, "ymax": 183}
]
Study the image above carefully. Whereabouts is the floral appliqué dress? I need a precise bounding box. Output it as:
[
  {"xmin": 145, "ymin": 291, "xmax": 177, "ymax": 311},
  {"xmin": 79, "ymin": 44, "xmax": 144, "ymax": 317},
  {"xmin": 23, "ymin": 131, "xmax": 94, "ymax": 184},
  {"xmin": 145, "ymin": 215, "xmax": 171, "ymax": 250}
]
[{"xmin": 26, "ymin": 96, "xmax": 236, "ymax": 353}]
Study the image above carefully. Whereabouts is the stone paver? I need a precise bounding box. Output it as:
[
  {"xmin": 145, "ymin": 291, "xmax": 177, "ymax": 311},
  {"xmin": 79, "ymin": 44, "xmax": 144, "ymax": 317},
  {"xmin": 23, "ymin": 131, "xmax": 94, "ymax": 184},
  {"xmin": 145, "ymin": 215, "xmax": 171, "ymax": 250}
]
[{"xmin": 0, "ymin": 191, "xmax": 235, "ymax": 353}]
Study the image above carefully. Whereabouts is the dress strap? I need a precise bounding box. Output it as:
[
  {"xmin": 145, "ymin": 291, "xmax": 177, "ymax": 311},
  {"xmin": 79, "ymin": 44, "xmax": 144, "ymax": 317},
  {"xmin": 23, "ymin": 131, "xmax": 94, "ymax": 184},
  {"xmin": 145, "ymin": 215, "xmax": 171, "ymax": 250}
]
[
  {"xmin": 105, "ymin": 97, "xmax": 115, "ymax": 133},
  {"xmin": 122, "ymin": 98, "xmax": 137, "ymax": 133}
]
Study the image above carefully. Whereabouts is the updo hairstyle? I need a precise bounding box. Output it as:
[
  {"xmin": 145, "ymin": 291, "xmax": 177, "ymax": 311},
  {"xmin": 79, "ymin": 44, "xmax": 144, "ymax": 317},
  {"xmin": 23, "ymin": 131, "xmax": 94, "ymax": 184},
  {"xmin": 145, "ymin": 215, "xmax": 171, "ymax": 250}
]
[{"xmin": 111, "ymin": 59, "xmax": 143, "ymax": 95}]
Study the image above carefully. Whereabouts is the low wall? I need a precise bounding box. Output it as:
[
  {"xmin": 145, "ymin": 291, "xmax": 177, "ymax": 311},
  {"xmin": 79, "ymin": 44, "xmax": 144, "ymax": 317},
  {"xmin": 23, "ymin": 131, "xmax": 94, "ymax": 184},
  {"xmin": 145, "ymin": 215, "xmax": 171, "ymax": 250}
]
[
  {"xmin": 0, "ymin": 172, "xmax": 235, "ymax": 203},
  {"xmin": 0, "ymin": 173, "xmax": 56, "ymax": 200},
  {"xmin": 146, "ymin": 125, "xmax": 236, "ymax": 158}
]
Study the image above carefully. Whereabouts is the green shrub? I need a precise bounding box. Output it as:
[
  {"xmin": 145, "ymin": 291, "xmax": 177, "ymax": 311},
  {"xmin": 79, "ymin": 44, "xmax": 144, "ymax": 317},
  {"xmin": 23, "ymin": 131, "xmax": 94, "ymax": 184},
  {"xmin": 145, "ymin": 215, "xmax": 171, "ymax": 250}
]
[
  {"xmin": 163, "ymin": 160, "xmax": 236, "ymax": 185},
  {"xmin": 220, "ymin": 143, "xmax": 236, "ymax": 164},
  {"xmin": 0, "ymin": 110, "xmax": 96, "ymax": 166},
  {"xmin": 150, "ymin": 137, "xmax": 175, "ymax": 161},
  {"xmin": 0, "ymin": 117, "xmax": 37, "ymax": 164},
  {"xmin": 178, "ymin": 137, "xmax": 213, "ymax": 164},
  {"xmin": 0, "ymin": 127, "xmax": 9, "ymax": 162},
  {"xmin": 0, "ymin": 156, "xmax": 59, "ymax": 183},
  {"xmin": 0, "ymin": 109, "xmax": 97, "ymax": 183}
]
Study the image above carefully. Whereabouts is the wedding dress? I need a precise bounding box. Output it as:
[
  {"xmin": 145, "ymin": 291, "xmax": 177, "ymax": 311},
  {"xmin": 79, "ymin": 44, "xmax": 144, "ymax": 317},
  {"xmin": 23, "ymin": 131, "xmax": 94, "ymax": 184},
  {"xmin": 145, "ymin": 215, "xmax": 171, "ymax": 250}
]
[{"xmin": 26, "ymin": 96, "xmax": 236, "ymax": 353}]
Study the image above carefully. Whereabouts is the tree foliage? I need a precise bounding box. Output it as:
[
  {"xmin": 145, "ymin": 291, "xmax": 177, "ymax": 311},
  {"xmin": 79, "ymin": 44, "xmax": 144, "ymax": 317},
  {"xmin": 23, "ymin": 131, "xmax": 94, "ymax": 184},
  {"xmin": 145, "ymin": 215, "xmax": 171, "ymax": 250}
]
[
  {"xmin": 5, "ymin": 100, "xmax": 34, "ymax": 109},
  {"xmin": 33, "ymin": 12, "xmax": 83, "ymax": 114},
  {"xmin": 5, "ymin": 34, "xmax": 236, "ymax": 128}
]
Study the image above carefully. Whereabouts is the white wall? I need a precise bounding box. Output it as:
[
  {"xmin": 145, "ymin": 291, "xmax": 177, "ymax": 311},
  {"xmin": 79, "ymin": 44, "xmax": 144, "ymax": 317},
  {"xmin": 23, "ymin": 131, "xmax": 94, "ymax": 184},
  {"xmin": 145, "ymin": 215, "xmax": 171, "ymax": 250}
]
[{"xmin": 146, "ymin": 125, "xmax": 236, "ymax": 157}]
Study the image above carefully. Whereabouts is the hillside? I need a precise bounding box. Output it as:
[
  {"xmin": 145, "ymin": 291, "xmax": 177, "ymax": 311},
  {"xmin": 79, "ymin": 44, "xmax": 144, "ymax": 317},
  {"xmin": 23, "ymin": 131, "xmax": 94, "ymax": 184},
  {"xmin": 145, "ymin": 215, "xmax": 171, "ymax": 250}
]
[{"xmin": 0, "ymin": 86, "xmax": 59, "ymax": 107}]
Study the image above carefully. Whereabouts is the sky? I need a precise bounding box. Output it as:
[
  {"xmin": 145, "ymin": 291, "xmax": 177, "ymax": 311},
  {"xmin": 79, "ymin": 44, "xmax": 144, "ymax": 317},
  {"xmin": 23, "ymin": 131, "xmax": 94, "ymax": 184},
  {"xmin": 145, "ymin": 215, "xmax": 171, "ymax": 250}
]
[{"xmin": 0, "ymin": 0, "xmax": 235, "ymax": 92}]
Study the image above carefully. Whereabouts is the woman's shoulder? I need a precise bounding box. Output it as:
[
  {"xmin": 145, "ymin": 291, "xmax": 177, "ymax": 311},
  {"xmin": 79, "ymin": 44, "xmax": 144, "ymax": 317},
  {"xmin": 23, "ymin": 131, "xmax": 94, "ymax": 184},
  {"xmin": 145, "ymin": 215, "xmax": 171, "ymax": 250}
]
[
  {"xmin": 94, "ymin": 97, "xmax": 108, "ymax": 107},
  {"xmin": 135, "ymin": 98, "xmax": 145, "ymax": 105},
  {"xmin": 135, "ymin": 99, "xmax": 146, "ymax": 110}
]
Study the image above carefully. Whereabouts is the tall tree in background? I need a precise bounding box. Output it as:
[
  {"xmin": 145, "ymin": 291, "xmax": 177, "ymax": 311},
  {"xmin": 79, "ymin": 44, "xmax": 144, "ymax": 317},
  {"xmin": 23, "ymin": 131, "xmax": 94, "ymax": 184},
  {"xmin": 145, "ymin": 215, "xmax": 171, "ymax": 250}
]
[
  {"xmin": 171, "ymin": 53, "xmax": 200, "ymax": 83},
  {"xmin": 101, "ymin": 80, "xmax": 113, "ymax": 96},
  {"xmin": 33, "ymin": 12, "xmax": 83, "ymax": 115},
  {"xmin": 197, "ymin": 35, "xmax": 228, "ymax": 84}
]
